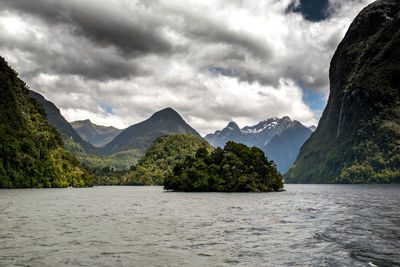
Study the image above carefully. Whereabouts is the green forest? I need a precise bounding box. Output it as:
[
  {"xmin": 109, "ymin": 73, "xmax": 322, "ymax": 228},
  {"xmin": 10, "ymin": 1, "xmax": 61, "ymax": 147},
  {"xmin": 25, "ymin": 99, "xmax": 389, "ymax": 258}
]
[
  {"xmin": 0, "ymin": 57, "xmax": 94, "ymax": 188},
  {"xmin": 164, "ymin": 141, "xmax": 283, "ymax": 192},
  {"xmin": 92, "ymin": 134, "xmax": 213, "ymax": 185}
]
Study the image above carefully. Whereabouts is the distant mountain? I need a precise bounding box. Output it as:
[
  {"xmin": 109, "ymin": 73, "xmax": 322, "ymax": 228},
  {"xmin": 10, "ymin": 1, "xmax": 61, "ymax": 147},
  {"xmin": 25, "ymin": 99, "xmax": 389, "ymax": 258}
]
[
  {"xmin": 308, "ymin": 125, "xmax": 317, "ymax": 132},
  {"xmin": 205, "ymin": 116, "xmax": 312, "ymax": 173},
  {"xmin": 204, "ymin": 121, "xmax": 242, "ymax": 148},
  {"xmin": 71, "ymin": 119, "xmax": 122, "ymax": 147},
  {"xmin": 205, "ymin": 117, "xmax": 294, "ymax": 148},
  {"xmin": 240, "ymin": 117, "xmax": 294, "ymax": 147},
  {"xmin": 0, "ymin": 57, "xmax": 93, "ymax": 188},
  {"xmin": 104, "ymin": 107, "xmax": 201, "ymax": 155},
  {"xmin": 286, "ymin": 0, "xmax": 400, "ymax": 183},
  {"xmin": 263, "ymin": 121, "xmax": 312, "ymax": 173},
  {"xmin": 29, "ymin": 91, "xmax": 102, "ymax": 155}
]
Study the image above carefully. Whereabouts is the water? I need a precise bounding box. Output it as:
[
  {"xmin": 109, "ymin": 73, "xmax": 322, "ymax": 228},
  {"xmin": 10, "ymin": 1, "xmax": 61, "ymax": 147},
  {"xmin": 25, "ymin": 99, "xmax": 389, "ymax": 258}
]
[{"xmin": 0, "ymin": 185, "xmax": 399, "ymax": 267}]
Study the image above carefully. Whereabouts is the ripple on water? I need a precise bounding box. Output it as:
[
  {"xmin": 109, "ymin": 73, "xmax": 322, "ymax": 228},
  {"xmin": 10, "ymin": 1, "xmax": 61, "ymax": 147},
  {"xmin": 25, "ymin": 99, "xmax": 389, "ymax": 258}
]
[{"xmin": 0, "ymin": 185, "xmax": 399, "ymax": 266}]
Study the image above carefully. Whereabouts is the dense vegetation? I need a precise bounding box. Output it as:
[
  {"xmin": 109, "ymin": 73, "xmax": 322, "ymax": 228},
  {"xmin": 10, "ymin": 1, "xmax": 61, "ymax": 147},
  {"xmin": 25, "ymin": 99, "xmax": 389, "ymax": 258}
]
[
  {"xmin": 164, "ymin": 141, "xmax": 283, "ymax": 192},
  {"xmin": 0, "ymin": 57, "xmax": 94, "ymax": 188},
  {"xmin": 63, "ymin": 136, "xmax": 142, "ymax": 170},
  {"xmin": 89, "ymin": 166, "xmax": 130, "ymax": 185},
  {"xmin": 123, "ymin": 134, "xmax": 213, "ymax": 185},
  {"xmin": 286, "ymin": 0, "xmax": 400, "ymax": 184}
]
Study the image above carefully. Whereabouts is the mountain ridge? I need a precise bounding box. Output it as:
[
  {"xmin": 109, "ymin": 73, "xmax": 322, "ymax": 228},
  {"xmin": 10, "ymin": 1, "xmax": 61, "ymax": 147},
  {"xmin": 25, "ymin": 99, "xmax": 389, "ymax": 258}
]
[
  {"xmin": 71, "ymin": 119, "xmax": 123, "ymax": 147},
  {"xmin": 104, "ymin": 107, "xmax": 202, "ymax": 155},
  {"xmin": 29, "ymin": 91, "xmax": 103, "ymax": 155}
]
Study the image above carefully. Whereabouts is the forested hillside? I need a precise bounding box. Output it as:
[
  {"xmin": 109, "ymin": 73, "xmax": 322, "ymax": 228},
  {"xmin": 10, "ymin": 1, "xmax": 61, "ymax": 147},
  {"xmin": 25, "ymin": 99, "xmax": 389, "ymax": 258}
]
[{"xmin": 0, "ymin": 57, "xmax": 93, "ymax": 188}]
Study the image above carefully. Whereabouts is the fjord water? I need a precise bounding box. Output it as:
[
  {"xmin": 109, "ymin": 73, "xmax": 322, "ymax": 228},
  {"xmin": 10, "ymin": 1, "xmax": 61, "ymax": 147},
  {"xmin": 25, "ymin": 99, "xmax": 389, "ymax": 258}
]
[{"xmin": 1, "ymin": 185, "xmax": 399, "ymax": 266}]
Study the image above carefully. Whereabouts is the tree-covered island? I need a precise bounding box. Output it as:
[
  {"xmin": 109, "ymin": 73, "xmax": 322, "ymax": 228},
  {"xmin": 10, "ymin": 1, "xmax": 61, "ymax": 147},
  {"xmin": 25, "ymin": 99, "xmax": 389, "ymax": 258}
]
[{"xmin": 164, "ymin": 141, "xmax": 284, "ymax": 192}]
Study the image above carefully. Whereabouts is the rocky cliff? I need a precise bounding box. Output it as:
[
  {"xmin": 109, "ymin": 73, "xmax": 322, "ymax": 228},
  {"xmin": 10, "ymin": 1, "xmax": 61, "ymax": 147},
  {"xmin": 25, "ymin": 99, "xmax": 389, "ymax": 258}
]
[{"xmin": 286, "ymin": 0, "xmax": 400, "ymax": 183}]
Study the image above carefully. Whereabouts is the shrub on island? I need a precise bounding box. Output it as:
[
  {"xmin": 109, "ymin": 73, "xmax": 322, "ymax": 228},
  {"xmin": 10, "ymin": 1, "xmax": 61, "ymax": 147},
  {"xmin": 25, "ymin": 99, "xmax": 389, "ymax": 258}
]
[{"xmin": 164, "ymin": 141, "xmax": 283, "ymax": 192}]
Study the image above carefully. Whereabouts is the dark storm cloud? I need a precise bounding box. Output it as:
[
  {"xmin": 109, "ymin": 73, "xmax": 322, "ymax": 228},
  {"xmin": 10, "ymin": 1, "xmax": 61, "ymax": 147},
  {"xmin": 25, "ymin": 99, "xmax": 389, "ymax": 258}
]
[
  {"xmin": 172, "ymin": 8, "xmax": 272, "ymax": 61},
  {"xmin": 0, "ymin": 29, "xmax": 144, "ymax": 81},
  {"xmin": 2, "ymin": 0, "xmax": 173, "ymax": 57}
]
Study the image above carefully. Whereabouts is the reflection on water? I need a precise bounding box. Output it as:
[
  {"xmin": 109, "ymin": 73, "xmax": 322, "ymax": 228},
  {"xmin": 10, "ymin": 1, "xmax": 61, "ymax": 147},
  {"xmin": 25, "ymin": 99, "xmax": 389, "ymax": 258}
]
[{"xmin": 0, "ymin": 185, "xmax": 399, "ymax": 266}]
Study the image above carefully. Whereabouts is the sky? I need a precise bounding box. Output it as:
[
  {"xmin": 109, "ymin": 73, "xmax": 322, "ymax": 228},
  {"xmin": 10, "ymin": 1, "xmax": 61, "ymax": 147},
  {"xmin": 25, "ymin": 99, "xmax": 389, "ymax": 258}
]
[{"xmin": 0, "ymin": 0, "xmax": 375, "ymax": 135}]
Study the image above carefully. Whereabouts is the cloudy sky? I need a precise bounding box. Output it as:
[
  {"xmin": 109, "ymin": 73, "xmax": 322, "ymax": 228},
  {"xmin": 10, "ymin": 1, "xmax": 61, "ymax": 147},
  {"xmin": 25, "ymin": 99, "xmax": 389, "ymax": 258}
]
[{"xmin": 0, "ymin": 0, "xmax": 374, "ymax": 135}]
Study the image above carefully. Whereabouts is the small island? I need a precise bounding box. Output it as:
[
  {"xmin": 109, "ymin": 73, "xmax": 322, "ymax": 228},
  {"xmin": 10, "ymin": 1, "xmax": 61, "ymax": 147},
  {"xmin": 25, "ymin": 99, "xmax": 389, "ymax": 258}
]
[{"xmin": 164, "ymin": 141, "xmax": 284, "ymax": 192}]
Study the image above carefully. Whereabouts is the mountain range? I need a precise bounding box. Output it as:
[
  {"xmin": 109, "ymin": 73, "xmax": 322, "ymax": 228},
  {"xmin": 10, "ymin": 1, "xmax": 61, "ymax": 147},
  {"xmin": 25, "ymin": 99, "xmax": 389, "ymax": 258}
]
[
  {"xmin": 26, "ymin": 93, "xmax": 204, "ymax": 170},
  {"xmin": 29, "ymin": 91, "xmax": 311, "ymax": 173},
  {"xmin": 71, "ymin": 119, "xmax": 122, "ymax": 147},
  {"xmin": 205, "ymin": 117, "xmax": 312, "ymax": 173}
]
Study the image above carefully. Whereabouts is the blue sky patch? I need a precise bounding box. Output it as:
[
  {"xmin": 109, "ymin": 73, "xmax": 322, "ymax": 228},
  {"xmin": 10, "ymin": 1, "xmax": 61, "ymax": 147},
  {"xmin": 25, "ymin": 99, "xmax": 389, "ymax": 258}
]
[
  {"xmin": 209, "ymin": 67, "xmax": 233, "ymax": 77},
  {"xmin": 298, "ymin": 80, "xmax": 327, "ymax": 112},
  {"xmin": 287, "ymin": 0, "xmax": 329, "ymax": 22},
  {"xmin": 100, "ymin": 103, "xmax": 115, "ymax": 115}
]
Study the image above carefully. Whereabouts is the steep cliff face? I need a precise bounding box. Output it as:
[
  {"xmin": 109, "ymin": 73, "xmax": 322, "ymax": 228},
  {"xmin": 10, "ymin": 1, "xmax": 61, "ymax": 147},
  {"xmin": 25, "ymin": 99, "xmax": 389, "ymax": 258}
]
[{"xmin": 286, "ymin": 0, "xmax": 400, "ymax": 183}]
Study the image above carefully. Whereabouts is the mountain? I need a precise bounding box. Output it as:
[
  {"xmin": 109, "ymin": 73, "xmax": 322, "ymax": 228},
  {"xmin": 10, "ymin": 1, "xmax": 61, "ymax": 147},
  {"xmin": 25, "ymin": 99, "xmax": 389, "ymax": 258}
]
[
  {"xmin": 205, "ymin": 116, "xmax": 312, "ymax": 173},
  {"xmin": 286, "ymin": 0, "xmax": 400, "ymax": 183},
  {"xmin": 205, "ymin": 117, "xmax": 296, "ymax": 148},
  {"xmin": 263, "ymin": 121, "xmax": 312, "ymax": 173},
  {"xmin": 104, "ymin": 107, "xmax": 201, "ymax": 155},
  {"xmin": 29, "ymin": 91, "xmax": 102, "ymax": 155},
  {"xmin": 123, "ymin": 133, "xmax": 214, "ymax": 185},
  {"xmin": 308, "ymin": 125, "xmax": 317, "ymax": 132},
  {"xmin": 0, "ymin": 57, "xmax": 93, "ymax": 188},
  {"xmin": 204, "ymin": 121, "xmax": 242, "ymax": 148},
  {"xmin": 71, "ymin": 119, "xmax": 122, "ymax": 147},
  {"xmin": 240, "ymin": 117, "xmax": 294, "ymax": 147}
]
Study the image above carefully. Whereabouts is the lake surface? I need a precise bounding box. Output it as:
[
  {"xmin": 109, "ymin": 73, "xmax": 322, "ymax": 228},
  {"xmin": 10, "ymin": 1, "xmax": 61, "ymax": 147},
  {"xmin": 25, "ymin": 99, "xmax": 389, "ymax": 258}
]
[{"xmin": 0, "ymin": 185, "xmax": 399, "ymax": 266}]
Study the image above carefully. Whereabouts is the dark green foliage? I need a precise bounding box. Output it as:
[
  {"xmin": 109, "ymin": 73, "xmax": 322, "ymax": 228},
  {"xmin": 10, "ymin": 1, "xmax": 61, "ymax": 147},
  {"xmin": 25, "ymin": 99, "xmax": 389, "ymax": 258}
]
[
  {"xmin": 164, "ymin": 141, "xmax": 283, "ymax": 192},
  {"xmin": 0, "ymin": 57, "xmax": 94, "ymax": 188},
  {"xmin": 89, "ymin": 166, "xmax": 130, "ymax": 185},
  {"xmin": 63, "ymin": 136, "xmax": 142, "ymax": 170},
  {"xmin": 123, "ymin": 133, "xmax": 213, "ymax": 185},
  {"xmin": 286, "ymin": 0, "xmax": 400, "ymax": 184}
]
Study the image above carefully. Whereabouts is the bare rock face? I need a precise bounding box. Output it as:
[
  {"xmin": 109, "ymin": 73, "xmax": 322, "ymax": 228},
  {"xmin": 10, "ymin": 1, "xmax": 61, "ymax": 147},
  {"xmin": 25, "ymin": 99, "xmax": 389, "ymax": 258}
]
[{"xmin": 286, "ymin": 0, "xmax": 400, "ymax": 183}]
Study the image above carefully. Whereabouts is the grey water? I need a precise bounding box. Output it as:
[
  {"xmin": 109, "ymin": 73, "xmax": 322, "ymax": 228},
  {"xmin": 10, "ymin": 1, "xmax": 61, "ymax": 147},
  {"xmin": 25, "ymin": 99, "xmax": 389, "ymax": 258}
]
[{"xmin": 0, "ymin": 185, "xmax": 399, "ymax": 267}]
